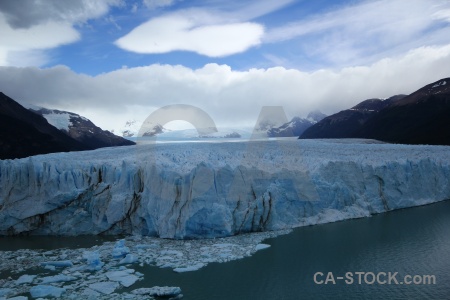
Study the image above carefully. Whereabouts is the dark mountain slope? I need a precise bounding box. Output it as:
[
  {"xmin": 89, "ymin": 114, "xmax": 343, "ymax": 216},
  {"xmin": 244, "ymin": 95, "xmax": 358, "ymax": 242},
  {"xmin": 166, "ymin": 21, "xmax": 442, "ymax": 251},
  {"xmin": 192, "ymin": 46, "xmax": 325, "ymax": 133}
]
[
  {"xmin": 359, "ymin": 78, "xmax": 450, "ymax": 145},
  {"xmin": 300, "ymin": 95, "xmax": 405, "ymax": 139},
  {"xmin": 0, "ymin": 92, "xmax": 88, "ymax": 159}
]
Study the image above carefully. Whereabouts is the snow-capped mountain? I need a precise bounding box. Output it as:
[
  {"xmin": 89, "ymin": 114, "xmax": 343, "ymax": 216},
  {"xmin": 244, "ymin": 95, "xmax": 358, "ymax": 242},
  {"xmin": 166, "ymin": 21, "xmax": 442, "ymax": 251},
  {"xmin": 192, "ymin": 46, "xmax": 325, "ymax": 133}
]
[
  {"xmin": 306, "ymin": 110, "xmax": 327, "ymax": 123},
  {"xmin": 114, "ymin": 120, "xmax": 168, "ymax": 138},
  {"xmin": 0, "ymin": 92, "xmax": 88, "ymax": 160},
  {"xmin": 30, "ymin": 108, "xmax": 135, "ymax": 149},
  {"xmin": 115, "ymin": 120, "xmax": 140, "ymax": 137},
  {"xmin": 267, "ymin": 110, "xmax": 327, "ymax": 137}
]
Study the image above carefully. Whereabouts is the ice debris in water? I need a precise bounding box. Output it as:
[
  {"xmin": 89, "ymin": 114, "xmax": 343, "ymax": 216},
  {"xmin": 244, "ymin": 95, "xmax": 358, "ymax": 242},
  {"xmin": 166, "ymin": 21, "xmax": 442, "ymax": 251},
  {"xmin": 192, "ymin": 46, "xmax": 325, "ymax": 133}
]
[
  {"xmin": 131, "ymin": 286, "xmax": 182, "ymax": 297},
  {"xmin": 7, "ymin": 296, "xmax": 28, "ymax": 300},
  {"xmin": 112, "ymin": 239, "xmax": 130, "ymax": 258},
  {"xmin": 255, "ymin": 244, "xmax": 271, "ymax": 251},
  {"xmin": 29, "ymin": 285, "xmax": 66, "ymax": 298},
  {"xmin": 83, "ymin": 250, "xmax": 104, "ymax": 270},
  {"xmin": 105, "ymin": 269, "xmax": 140, "ymax": 287},
  {"xmin": 88, "ymin": 281, "xmax": 119, "ymax": 295},
  {"xmin": 40, "ymin": 274, "xmax": 77, "ymax": 284},
  {"xmin": 40, "ymin": 260, "xmax": 73, "ymax": 268},
  {"xmin": 119, "ymin": 253, "xmax": 138, "ymax": 265},
  {"xmin": 15, "ymin": 275, "xmax": 36, "ymax": 285},
  {"xmin": 0, "ymin": 289, "xmax": 12, "ymax": 297},
  {"xmin": 0, "ymin": 231, "xmax": 283, "ymax": 299}
]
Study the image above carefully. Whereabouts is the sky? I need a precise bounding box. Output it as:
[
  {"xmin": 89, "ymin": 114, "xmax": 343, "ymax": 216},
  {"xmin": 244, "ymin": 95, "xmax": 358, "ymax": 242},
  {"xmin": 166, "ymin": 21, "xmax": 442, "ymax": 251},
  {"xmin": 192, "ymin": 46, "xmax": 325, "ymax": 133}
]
[{"xmin": 1, "ymin": 0, "xmax": 450, "ymax": 132}]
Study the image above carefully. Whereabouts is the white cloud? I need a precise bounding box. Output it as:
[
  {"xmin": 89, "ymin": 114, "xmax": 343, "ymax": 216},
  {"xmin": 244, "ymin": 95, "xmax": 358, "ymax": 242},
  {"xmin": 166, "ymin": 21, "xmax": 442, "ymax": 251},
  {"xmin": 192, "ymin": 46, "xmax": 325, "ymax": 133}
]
[
  {"xmin": 0, "ymin": 0, "xmax": 122, "ymax": 66},
  {"xmin": 115, "ymin": 0, "xmax": 296, "ymax": 57},
  {"xmin": 264, "ymin": 0, "xmax": 450, "ymax": 66},
  {"xmin": 115, "ymin": 10, "xmax": 264, "ymax": 57},
  {"xmin": 0, "ymin": 0, "xmax": 122, "ymax": 29},
  {"xmin": 142, "ymin": 0, "xmax": 176, "ymax": 10},
  {"xmin": 207, "ymin": 0, "xmax": 295, "ymax": 22},
  {"xmin": 1, "ymin": 44, "xmax": 450, "ymax": 132},
  {"xmin": 0, "ymin": 14, "xmax": 80, "ymax": 66}
]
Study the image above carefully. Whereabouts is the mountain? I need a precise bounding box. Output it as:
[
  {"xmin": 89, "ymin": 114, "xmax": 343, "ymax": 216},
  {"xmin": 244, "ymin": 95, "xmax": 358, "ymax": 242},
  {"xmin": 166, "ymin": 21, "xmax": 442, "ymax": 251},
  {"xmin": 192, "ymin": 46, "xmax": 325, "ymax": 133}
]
[
  {"xmin": 359, "ymin": 78, "xmax": 450, "ymax": 145},
  {"xmin": 300, "ymin": 77, "xmax": 450, "ymax": 145},
  {"xmin": 114, "ymin": 120, "xmax": 168, "ymax": 137},
  {"xmin": 267, "ymin": 110, "xmax": 327, "ymax": 137},
  {"xmin": 0, "ymin": 92, "xmax": 89, "ymax": 160},
  {"xmin": 30, "ymin": 108, "xmax": 134, "ymax": 149},
  {"xmin": 300, "ymin": 96, "xmax": 406, "ymax": 139},
  {"xmin": 156, "ymin": 127, "xmax": 251, "ymax": 140}
]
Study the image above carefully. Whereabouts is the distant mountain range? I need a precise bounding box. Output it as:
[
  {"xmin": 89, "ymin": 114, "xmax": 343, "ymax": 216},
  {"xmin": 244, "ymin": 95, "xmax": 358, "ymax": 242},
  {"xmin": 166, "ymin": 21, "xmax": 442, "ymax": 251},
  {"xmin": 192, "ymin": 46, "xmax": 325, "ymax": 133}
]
[
  {"xmin": 116, "ymin": 111, "xmax": 326, "ymax": 140},
  {"xmin": 267, "ymin": 110, "xmax": 327, "ymax": 137},
  {"xmin": 300, "ymin": 78, "xmax": 450, "ymax": 145},
  {"xmin": 113, "ymin": 119, "xmax": 169, "ymax": 138},
  {"xmin": 2, "ymin": 76, "xmax": 449, "ymax": 160},
  {"xmin": 0, "ymin": 92, "xmax": 134, "ymax": 160}
]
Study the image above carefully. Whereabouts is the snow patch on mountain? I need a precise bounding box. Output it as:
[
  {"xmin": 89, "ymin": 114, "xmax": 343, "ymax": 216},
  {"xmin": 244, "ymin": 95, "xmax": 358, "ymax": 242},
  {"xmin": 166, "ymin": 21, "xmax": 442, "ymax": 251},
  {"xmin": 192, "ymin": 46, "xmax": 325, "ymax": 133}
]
[
  {"xmin": 42, "ymin": 112, "xmax": 73, "ymax": 131},
  {"xmin": 432, "ymin": 81, "xmax": 447, "ymax": 88}
]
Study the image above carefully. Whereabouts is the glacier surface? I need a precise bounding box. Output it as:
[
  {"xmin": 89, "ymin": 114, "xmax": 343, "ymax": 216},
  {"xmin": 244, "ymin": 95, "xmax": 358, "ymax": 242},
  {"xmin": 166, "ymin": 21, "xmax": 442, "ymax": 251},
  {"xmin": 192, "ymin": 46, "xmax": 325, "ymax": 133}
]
[{"xmin": 0, "ymin": 138, "xmax": 449, "ymax": 238}]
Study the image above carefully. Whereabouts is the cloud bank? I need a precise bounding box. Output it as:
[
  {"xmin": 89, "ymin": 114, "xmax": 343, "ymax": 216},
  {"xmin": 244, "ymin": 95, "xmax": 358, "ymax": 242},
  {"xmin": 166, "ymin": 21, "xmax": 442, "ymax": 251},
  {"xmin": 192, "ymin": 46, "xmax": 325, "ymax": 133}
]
[{"xmin": 1, "ymin": 44, "xmax": 450, "ymax": 132}]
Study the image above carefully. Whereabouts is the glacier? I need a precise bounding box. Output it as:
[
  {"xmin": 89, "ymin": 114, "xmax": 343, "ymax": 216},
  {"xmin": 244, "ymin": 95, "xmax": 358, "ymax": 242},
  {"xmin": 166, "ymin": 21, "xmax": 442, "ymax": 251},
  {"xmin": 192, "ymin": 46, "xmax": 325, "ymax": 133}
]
[{"xmin": 0, "ymin": 138, "xmax": 449, "ymax": 238}]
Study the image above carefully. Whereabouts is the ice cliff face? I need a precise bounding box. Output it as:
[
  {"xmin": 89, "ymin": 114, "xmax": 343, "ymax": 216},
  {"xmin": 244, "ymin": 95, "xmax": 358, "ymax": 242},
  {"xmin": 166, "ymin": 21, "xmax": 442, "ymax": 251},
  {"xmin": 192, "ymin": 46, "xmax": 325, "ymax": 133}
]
[{"xmin": 1, "ymin": 139, "xmax": 449, "ymax": 238}]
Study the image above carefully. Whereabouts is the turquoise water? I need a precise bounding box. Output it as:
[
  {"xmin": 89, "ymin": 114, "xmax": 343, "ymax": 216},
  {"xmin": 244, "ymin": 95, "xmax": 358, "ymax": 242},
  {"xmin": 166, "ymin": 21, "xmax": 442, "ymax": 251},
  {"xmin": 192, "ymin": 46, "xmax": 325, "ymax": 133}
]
[{"xmin": 2, "ymin": 200, "xmax": 450, "ymax": 299}]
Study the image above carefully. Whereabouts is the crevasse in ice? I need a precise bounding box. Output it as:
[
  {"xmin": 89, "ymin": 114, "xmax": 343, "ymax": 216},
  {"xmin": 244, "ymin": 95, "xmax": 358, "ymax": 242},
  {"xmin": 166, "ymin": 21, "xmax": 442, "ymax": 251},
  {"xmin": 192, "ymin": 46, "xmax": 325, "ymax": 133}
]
[{"xmin": 1, "ymin": 139, "xmax": 449, "ymax": 238}]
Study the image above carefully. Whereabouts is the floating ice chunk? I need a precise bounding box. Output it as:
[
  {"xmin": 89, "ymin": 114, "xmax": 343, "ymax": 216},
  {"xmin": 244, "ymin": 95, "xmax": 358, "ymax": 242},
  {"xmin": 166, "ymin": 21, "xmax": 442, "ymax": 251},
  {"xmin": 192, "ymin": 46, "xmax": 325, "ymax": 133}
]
[
  {"xmin": 0, "ymin": 289, "xmax": 12, "ymax": 297},
  {"xmin": 160, "ymin": 250, "xmax": 183, "ymax": 257},
  {"xmin": 8, "ymin": 296, "xmax": 28, "ymax": 300},
  {"xmin": 173, "ymin": 263, "xmax": 205, "ymax": 273},
  {"xmin": 112, "ymin": 240, "xmax": 130, "ymax": 258},
  {"xmin": 40, "ymin": 274, "xmax": 77, "ymax": 284},
  {"xmin": 213, "ymin": 243, "xmax": 235, "ymax": 248},
  {"xmin": 16, "ymin": 274, "xmax": 36, "ymax": 284},
  {"xmin": 81, "ymin": 287, "xmax": 100, "ymax": 298},
  {"xmin": 88, "ymin": 282, "xmax": 119, "ymax": 295},
  {"xmin": 255, "ymin": 244, "xmax": 271, "ymax": 251},
  {"xmin": 105, "ymin": 270, "xmax": 139, "ymax": 287},
  {"xmin": 83, "ymin": 251, "xmax": 104, "ymax": 271},
  {"xmin": 119, "ymin": 254, "xmax": 138, "ymax": 265},
  {"xmin": 44, "ymin": 265, "xmax": 55, "ymax": 271},
  {"xmin": 40, "ymin": 260, "xmax": 73, "ymax": 268},
  {"xmin": 135, "ymin": 243, "xmax": 159, "ymax": 249},
  {"xmin": 131, "ymin": 286, "xmax": 182, "ymax": 297},
  {"xmin": 30, "ymin": 285, "xmax": 66, "ymax": 298}
]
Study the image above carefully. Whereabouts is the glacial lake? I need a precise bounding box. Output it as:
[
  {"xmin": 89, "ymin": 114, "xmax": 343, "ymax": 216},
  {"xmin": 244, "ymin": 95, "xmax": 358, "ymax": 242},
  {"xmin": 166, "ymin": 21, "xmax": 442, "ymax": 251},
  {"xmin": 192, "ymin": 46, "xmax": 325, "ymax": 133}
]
[{"xmin": 2, "ymin": 200, "xmax": 450, "ymax": 299}]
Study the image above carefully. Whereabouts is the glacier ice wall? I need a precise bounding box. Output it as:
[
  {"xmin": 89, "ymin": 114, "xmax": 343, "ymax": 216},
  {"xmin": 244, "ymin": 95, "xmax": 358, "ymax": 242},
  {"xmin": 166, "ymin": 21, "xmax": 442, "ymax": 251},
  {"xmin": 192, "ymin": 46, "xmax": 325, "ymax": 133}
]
[{"xmin": 1, "ymin": 139, "xmax": 449, "ymax": 238}]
